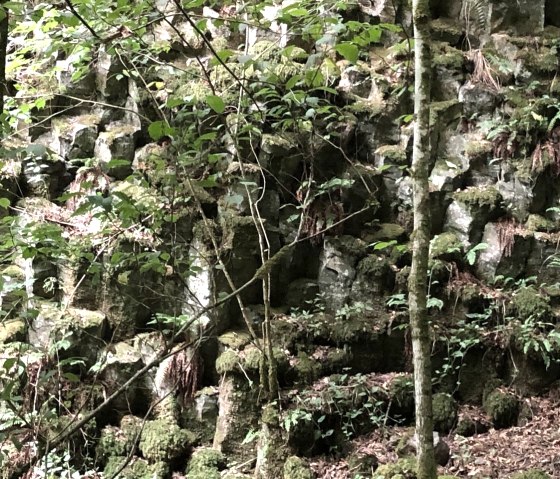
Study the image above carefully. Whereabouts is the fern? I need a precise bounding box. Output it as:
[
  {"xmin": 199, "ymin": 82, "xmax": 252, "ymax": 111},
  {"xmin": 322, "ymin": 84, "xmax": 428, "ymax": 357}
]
[{"xmin": 461, "ymin": 0, "xmax": 489, "ymax": 32}]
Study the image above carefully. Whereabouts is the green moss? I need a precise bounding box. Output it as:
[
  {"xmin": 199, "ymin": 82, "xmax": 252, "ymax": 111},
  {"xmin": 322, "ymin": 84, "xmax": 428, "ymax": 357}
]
[
  {"xmin": 327, "ymin": 235, "xmax": 368, "ymax": 258},
  {"xmin": 483, "ymin": 389, "xmax": 520, "ymax": 429},
  {"xmin": 370, "ymin": 223, "xmax": 406, "ymax": 241},
  {"xmin": 511, "ymin": 470, "xmax": 551, "ymax": 479},
  {"xmin": 138, "ymin": 419, "xmax": 195, "ymax": 462},
  {"xmin": 453, "ymin": 186, "xmax": 501, "ymax": 209},
  {"xmin": 464, "ymin": 140, "xmax": 493, "ymax": 160},
  {"xmin": 97, "ymin": 425, "xmax": 136, "ymax": 461},
  {"xmin": 103, "ymin": 456, "xmax": 167, "ymax": 479},
  {"xmin": 293, "ymin": 353, "xmax": 321, "ymax": 383},
  {"xmin": 518, "ymin": 47, "xmax": 558, "ymax": 74},
  {"xmin": 96, "ymin": 415, "xmax": 143, "ymax": 463},
  {"xmin": 216, "ymin": 350, "xmax": 240, "ymax": 374},
  {"xmin": 455, "ymin": 416, "xmax": 477, "ymax": 437},
  {"xmin": 0, "ymin": 320, "xmax": 26, "ymax": 343},
  {"xmin": 388, "ymin": 374, "xmax": 414, "ymax": 420},
  {"xmin": 1, "ymin": 265, "xmax": 24, "ymax": 279},
  {"xmin": 430, "ymin": 18, "xmax": 462, "ymax": 42},
  {"xmin": 243, "ymin": 345, "xmax": 263, "ymax": 371},
  {"xmin": 432, "ymin": 43, "xmax": 464, "ymax": 70},
  {"xmin": 218, "ymin": 330, "xmax": 251, "ymax": 349},
  {"xmin": 52, "ymin": 113, "xmax": 101, "ymax": 136},
  {"xmin": 511, "ymin": 286, "xmax": 551, "ymax": 319},
  {"xmin": 438, "ymin": 476, "xmax": 461, "ymax": 479},
  {"xmin": 525, "ymin": 214, "xmax": 556, "ymax": 232},
  {"xmin": 375, "ymin": 146, "xmax": 408, "ymax": 165},
  {"xmin": 373, "ymin": 457, "xmax": 417, "ymax": 479},
  {"xmin": 429, "ymin": 232, "xmax": 462, "ymax": 260},
  {"xmin": 357, "ymin": 255, "xmax": 392, "ymax": 279},
  {"xmin": 429, "ymin": 100, "xmax": 462, "ymax": 127},
  {"xmin": 283, "ymin": 456, "xmax": 314, "ymax": 479},
  {"xmin": 186, "ymin": 447, "xmax": 225, "ymax": 479},
  {"xmin": 432, "ymin": 393, "xmax": 458, "ymax": 433}
]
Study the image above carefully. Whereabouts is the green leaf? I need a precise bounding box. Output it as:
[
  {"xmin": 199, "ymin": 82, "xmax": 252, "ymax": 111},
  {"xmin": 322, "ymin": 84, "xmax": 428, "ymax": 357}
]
[
  {"xmin": 205, "ymin": 95, "xmax": 225, "ymax": 114},
  {"xmin": 63, "ymin": 372, "xmax": 80, "ymax": 382},
  {"xmin": 148, "ymin": 121, "xmax": 175, "ymax": 141},
  {"xmin": 166, "ymin": 97, "xmax": 185, "ymax": 108},
  {"xmin": 0, "ymin": 198, "xmax": 10, "ymax": 209},
  {"xmin": 335, "ymin": 43, "xmax": 359, "ymax": 63},
  {"xmin": 26, "ymin": 144, "xmax": 47, "ymax": 158},
  {"xmin": 283, "ymin": 6, "xmax": 308, "ymax": 16},
  {"xmin": 106, "ymin": 159, "xmax": 131, "ymax": 168},
  {"xmin": 285, "ymin": 74, "xmax": 303, "ymax": 90}
]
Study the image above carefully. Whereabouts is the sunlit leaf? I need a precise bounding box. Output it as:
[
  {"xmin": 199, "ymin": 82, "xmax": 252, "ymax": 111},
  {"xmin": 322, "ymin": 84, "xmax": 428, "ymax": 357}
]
[{"xmin": 205, "ymin": 95, "xmax": 225, "ymax": 114}]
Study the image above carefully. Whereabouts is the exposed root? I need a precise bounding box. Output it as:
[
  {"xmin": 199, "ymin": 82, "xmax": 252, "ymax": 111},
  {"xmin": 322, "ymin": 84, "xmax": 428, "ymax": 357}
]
[{"xmin": 468, "ymin": 49, "xmax": 500, "ymax": 92}]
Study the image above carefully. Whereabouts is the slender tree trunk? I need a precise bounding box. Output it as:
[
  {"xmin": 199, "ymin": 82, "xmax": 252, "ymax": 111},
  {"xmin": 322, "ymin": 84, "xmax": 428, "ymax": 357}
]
[
  {"xmin": 409, "ymin": 1, "xmax": 436, "ymax": 479},
  {"xmin": 0, "ymin": 1, "xmax": 9, "ymax": 121}
]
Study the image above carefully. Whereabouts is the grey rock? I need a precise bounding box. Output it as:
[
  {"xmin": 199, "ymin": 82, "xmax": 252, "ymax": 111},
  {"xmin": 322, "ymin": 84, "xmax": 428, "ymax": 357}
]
[
  {"xmin": 459, "ymin": 82, "xmax": 499, "ymax": 119},
  {"xmin": 475, "ymin": 222, "xmax": 533, "ymax": 282},
  {"xmin": 29, "ymin": 300, "xmax": 107, "ymax": 364},
  {"xmin": 94, "ymin": 122, "xmax": 139, "ymax": 179},
  {"xmin": 98, "ymin": 341, "xmax": 150, "ymax": 416},
  {"xmin": 489, "ymin": 0, "xmax": 545, "ymax": 35},
  {"xmin": 95, "ymin": 46, "xmax": 127, "ymax": 100},
  {"xmin": 318, "ymin": 236, "xmax": 363, "ymax": 312},
  {"xmin": 285, "ymin": 279, "xmax": 320, "ymax": 309},
  {"xmin": 497, "ymin": 178, "xmax": 533, "ymax": 222},
  {"xmin": 337, "ymin": 65, "xmax": 372, "ymax": 99},
  {"xmin": 55, "ymin": 58, "xmax": 96, "ymax": 98},
  {"xmin": 430, "ymin": 134, "xmax": 470, "ymax": 192},
  {"xmin": 407, "ymin": 431, "xmax": 450, "ymax": 466}
]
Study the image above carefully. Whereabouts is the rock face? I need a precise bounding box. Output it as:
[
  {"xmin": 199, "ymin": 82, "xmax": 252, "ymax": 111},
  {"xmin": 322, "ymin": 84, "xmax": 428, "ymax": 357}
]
[{"xmin": 4, "ymin": 2, "xmax": 560, "ymax": 478}]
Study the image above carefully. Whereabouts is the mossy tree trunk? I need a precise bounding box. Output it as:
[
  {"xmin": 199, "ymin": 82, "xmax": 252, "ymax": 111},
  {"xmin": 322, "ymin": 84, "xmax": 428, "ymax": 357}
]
[
  {"xmin": 409, "ymin": 1, "xmax": 437, "ymax": 479},
  {"xmin": 0, "ymin": 1, "xmax": 8, "ymax": 121}
]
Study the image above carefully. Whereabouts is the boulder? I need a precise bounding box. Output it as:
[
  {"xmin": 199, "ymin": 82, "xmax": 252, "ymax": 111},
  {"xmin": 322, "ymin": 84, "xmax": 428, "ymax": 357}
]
[{"xmin": 94, "ymin": 122, "xmax": 139, "ymax": 180}]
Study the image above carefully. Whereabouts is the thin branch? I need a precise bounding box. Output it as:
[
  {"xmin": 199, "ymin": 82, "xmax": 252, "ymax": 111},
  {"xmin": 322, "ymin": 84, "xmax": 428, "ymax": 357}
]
[{"xmin": 63, "ymin": 0, "xmax": 102, "ymax": 40}]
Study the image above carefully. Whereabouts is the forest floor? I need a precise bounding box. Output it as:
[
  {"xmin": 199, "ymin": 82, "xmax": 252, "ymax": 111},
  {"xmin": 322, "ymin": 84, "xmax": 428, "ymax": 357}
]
[{"xmin": 310, "ymin": 395, "xmax": 560, "ymax": 478}]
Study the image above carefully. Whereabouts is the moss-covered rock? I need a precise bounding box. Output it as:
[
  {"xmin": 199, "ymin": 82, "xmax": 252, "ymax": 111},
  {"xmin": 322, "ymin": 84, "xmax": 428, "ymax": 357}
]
[
  {"xmin": 138, "ymin": 418, "xmax": 196, "ymax": 462},
  {"xmin": 373, "ymin": 457, "xmax": 417, "ymax": 479},
  {"xmin": 293, "ymin": 352, "xmax": 321, "ymax": 383},
  {"xmin": 388, "ymin": 374, "xmax": 415, "ymax": 421},
  {"xmin": 432, "ymin": 393, "xmax": 458, "ymax": 433},
  {"xmin": 511, "ymin": 286, "xmax": 551, "ymax": 319},
  {"xmin": 483, "ymin": 389, "xmax": 520, "ymax": 429},
  {"xmin": 374, "ymin": 146, "xmax": 408, "ymax": 166},
  {"xmin": 510, "ymin": 470, "xmax": 551, "ymax": 479},
  {"xmin": 464, "ymin": 139, "xmax": 493, "ymax": 160},
  {"xmin": 429, "ymin": 232, "xmax": 462, "ymax": 260},
  {"xmin": 455, "ymin": 413, "xmax": 489, "ymax": 437},
  {"xmin": 453, "ymin": 186, "xmax": 501, "ymax": 209},
  {"xmin": 369, "ymin": 223, "xmax": 407, "ymax": 241},
  {"xmin": 525, "ymin": 214, "xmax": 556, "ymax": 233},
  {"xmin": 283, "ymin": 456, "xmax": 314, "ymax": 479},
  {"xmin": 432, "ymin": 43, "xmax": 464, "ymax": 70},
  {"xmin": 186, "ymin": 447, "xmax": 226, "ymax": 479},
  {"xmin": 103, "ymin": 456, "xmax": 168, "ymax": 479},
  {"xmin": 97, "ymin": 424, "xmax": 138, "ymax": 462},
  {"xmin": 0, "ymin": 319, "xmax": 26, "ymax": 343}
]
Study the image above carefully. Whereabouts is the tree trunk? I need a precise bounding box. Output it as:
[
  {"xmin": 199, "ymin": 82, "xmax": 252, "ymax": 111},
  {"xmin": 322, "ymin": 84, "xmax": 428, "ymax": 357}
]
[
  {"xmin": 0, "ymin": 1, "xmax": 8, "ymax": 120},
  {"xmin": 409, "ymin": 1, "xmax": 436, "ymax": 479}
]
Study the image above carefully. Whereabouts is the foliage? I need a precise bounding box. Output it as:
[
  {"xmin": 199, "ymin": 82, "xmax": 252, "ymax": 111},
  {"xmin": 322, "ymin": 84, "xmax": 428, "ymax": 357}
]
[{"xmin": 283, "ymin": 372, "xmax": 389, "ymax": 449}]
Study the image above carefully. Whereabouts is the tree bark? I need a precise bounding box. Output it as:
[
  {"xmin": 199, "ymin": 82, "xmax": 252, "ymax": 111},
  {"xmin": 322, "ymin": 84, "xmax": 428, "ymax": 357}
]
[{"xmin": 409, "ymin": 1, "xmax": 436, "ymax": 479}]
